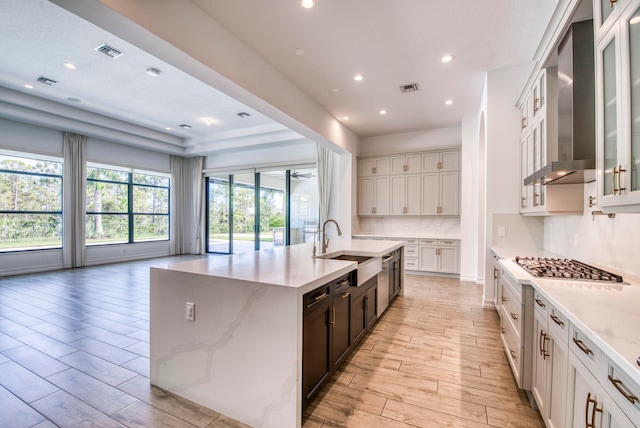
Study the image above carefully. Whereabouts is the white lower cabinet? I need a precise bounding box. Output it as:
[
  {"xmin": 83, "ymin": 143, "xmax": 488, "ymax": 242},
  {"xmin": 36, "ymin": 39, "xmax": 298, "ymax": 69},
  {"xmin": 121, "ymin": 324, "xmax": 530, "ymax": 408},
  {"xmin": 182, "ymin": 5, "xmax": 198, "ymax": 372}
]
[
  {"xmin": 418, "ymin": 239, "xmax": 459, "ymax": 274},
  {"xmin": 546, "ymin": 306, "xmax": 569, "ymax": 428},
  {"xmin": 532, "ymin": 297, "xmax": 550, "ymax": 420}
]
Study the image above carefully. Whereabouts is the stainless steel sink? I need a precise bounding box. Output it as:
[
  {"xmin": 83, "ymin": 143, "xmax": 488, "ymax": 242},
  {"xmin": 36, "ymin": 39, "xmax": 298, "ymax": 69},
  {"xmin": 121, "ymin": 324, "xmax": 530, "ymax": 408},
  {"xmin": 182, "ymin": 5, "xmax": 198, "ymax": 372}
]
[
  {"xmin": 329, "ymin": 255, "xmax": 372, "ymax": 264},
  {"xmin": 319, "ymin": 253, "xmax": 381, "ymax": 286}
]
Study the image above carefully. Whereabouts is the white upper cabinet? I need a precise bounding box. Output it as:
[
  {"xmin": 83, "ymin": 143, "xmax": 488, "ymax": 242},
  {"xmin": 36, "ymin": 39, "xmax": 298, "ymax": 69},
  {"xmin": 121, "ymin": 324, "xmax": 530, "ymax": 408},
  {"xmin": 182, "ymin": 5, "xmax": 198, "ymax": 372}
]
[
  {"xmin": 594, "ymin": 0, "xmax": 631, "ymax": 43},
  {"xmin": 422, "ymin": 150, "xmax": 459, "ymax": 173},
  {"xmin": 390, "ymin": 154, "xmax": 420, "ymax": 174},
  {"xmin": 358, "ymin": 157, "xmax": 390, "ymax": 177},
  {"xmin": 597, "ymin": 0, "xmax": 640, "ymax": 210}
]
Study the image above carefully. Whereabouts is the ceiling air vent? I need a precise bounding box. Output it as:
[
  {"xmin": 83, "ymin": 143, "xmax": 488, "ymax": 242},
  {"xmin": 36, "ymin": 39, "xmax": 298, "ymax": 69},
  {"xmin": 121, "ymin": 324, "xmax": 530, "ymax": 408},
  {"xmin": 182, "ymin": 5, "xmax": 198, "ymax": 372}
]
[
  {"xmin": 237, "ymin": 112, "xmax": 251, "ymax": 118},
  {"xmin": 36, "ymin": 76, "xmax": 58, "ymax": 86},
  {"xmin": 399, "ymin": 83, "xmax": 420, "ymax": 93},
  {"xmin": 95, "ymin": 43, "xmax": 124, "ymax": 59},
  {"xmin": 179, "ymin": 124, "xmax": 192, "ymax": 129}
]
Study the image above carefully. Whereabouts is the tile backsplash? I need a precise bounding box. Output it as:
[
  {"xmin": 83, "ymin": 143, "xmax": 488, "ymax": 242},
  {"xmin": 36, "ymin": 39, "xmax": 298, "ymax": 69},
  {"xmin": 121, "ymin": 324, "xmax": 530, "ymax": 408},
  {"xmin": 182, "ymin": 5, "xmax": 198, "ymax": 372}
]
[
  {"xmin": 544, "ymin": 182, "xmax": 640, "ymax": 280},
  {"xmin": 357, "ymin": 216, "xmax": 460, "ymax": 237}
]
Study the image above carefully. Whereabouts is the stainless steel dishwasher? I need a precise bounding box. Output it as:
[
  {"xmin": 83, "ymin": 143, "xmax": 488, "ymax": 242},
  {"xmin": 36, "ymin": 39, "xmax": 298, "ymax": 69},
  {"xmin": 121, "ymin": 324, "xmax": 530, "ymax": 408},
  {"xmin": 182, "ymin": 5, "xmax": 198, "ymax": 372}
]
[{"xmin": 377, "ymin": 253, "xmax": 393, "ymax": 316}]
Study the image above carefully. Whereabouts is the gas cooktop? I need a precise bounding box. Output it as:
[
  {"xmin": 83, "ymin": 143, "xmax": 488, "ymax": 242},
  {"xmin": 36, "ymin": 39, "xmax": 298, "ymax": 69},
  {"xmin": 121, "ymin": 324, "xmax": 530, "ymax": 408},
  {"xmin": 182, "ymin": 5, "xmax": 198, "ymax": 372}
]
[{"xmin": 515, "ymin": 257, "xmax": 624, "ymax": 283}]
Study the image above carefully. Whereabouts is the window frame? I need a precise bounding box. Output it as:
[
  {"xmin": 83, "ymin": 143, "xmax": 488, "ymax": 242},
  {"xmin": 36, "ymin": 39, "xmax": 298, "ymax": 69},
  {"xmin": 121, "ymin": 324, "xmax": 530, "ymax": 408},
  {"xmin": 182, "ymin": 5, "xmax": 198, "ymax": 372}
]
[
  {"xmin": 86, "ymin": 163, "xmax": 170, "ymax": 246},
  {"xmin": 0, "ymin": 151, "xmax": 63, "ymax": 253}
]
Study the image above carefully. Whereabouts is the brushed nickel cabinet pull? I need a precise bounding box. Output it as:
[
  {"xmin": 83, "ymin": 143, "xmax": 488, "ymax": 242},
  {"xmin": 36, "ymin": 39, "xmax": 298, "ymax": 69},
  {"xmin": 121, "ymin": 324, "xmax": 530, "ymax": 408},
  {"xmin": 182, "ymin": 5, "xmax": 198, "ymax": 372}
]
[
  {"xmin": 543, "ymin": 335, "xmax": 550, "ymax": 359},
  {"xmin": 608, "ymin": 375, "xmax": 639, "ymax": 404},
  {"xmin": 329, "ymin": 307, "xmax": 335, "ymax": 327},
  {"xmin": 501, "ymin": 327, "xmax": 505, "ymax": 334},
  {"xmin": 535, "ymin": 298, "xmax": 546, "ymax": 308},
  {"xmin": 494, "ymin": 268, "xmax": 498, "ymax": 279},
  {"xmin": 573, "ymin": 338, "xmax": 593, "ymax": 355},
  {"xmin": 609, "ymin": 0, "xmax": 617, "ymax": 7},
  {"xmin": 339, "ymin": 291, "xmax": 350, "ymax": 299},
  {"xmin": 372, "ymin": 166, "xmax": 377, "ymax": 174},
  {"xmin": 337, "ymin": 278, "xmax": 351, "ymax": 287},
  {"xmin": 403, "ymin": 164, "xmax": 408, "ymax": 172},
  {"xmin": 365, "ymin": 295, "xmax": 369, "ymax": 310},
  {"xmin": 550, "ymin": 314, "xmax": 564, "ymax": 327},
  {"xmin": 502, "ymin": 296, "xmax": 507, "ymax": 302},
  {"xmin": 534, "ymin": 98, "xmax": 539, "ymax": 113},
  {"xmin": 612, "ymin": 166, "xmax": 619, "ymax": 195},
  {"xmin": 521, "ymin": 197, "xmax": 526, "ymax": 208},
  {"xmin": 510, "ymin": 350, "xmax": 517, "ymax": 360},
  {"xmin": 511, "ymin": 312, "xmax": 518, "ymax": 321},
  {"xmin": 521, "ymin": 117, "xmax": 526, "ymax": 129},
  {"xmin": 539, "ymin": 330, "xmax": 545, "ymax": 356}
]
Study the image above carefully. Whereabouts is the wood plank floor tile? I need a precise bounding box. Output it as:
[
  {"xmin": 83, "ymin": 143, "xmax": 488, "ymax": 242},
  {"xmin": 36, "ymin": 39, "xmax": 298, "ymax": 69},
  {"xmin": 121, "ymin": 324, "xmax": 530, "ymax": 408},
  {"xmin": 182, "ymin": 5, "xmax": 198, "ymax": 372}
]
[
  {"xmin": 2, "ymin": 345, "xmax": 69, "ymax": 378},
  {"xmin": 117, "ymin": 375, "xmax": 220, "ymax": 428},
  {"xmin": 112, "ymin": 400, "xmax": 197, "ymax": 428},
  {"xmin": 58, "ymin": 350, "xmax": 138, "ymax": 387},
  {"xmin": 380, "ymin": 398, "xmax": 490, "ymax": 428},
  {"xmin": 437, "ymin": 381, "xmax": 539, "ymax": 417},
  {"xmin": 67, "ymin": 337, "xmax": 138, "ymax": 365},
  {"xmin": 14, "ymin": 332, "xmax": 77, "ymax": 358},
  {"xmin": 75, "ymin": 325, "xmax": 139, "ymax": 348},
  {"xmin": 31, "ymin": 390, "xmax": 127, "ymax": 428},
  {"xmin": 120, "ymin": 356, "xmax": 150, "ymax": 377},
  {"xmin": 46, "ymin": 368, "xmax": 138, "ymax": 415},
  {"xmin": 486, "ymin": 405, "xmax": 549, "ymax": 428},
  {"xmin": 0, "ymin": 360, "xmax": 60, "ymax": 403},
  {"xmin": 317, "ymin": 382, "xmax": 388, "ymax": 415},
  {"xmin": 0, "ymin": 384, "xmax": 46, "ymax": 428},
  {"xmin": 28, "ymin": 321, "xmax": 87, "ymax": 343},
  {"xmin": 305, "ymin": 398, "xmax": 410, "ymax": 428}
]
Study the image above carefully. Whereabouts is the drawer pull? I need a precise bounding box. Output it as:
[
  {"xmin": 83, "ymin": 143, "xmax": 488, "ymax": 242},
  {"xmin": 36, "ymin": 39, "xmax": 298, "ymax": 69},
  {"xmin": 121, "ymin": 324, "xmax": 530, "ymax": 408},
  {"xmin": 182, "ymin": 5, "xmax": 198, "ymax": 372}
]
[
  {"xmin": 339, "ymin": 291, "xmax": 350, "ymax": 300},
  {"xmin": 572, "ymin": 338, "xmax": 593, "ymax": 355},
  {"xmin": 535, "ymin": 298, "xmax": 546, "ymax": 308},
  {"xmin": 550, "ymin": 314, "xmax": 564, "ymax": 327},
  {"xmin": 608, "ymin": 375, "xmax": 639, "ymax": 404},
  {"xmin": 329, "ymin": 307, "xmax": 335, "ymax": 327},
  {"xmin": 510, "ymin": 312, "xmax": 518, "ymax": 321},
  {"xmin": 501, "ymin": 327, "xmax": 505, "ymax": 334},
  {"xmin": 586, "ymin": 392, "xmax": 602, "ymax": 428},
  {"xmin": 312, "ymin": 292, "xmax": 328, "ymax": 302},
  {"xmin": 337, "ymin": 278, "xmax": 351, "ymax": 287},
  {"xmin": 510, "ymin": 350, "xmax": 517, "ymax": 360},
  {"xmin": 501, "ymin": 297, "xmax": 507, "ymax": 302}
]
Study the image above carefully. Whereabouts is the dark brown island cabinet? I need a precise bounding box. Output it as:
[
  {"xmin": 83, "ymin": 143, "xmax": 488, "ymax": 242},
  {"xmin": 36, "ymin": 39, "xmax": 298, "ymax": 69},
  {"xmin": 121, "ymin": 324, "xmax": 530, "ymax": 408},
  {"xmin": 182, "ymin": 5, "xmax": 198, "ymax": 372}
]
[
  {"xmin": 302, "ymin": 271, "xmax": 380, "ymax": 410},
  {"xmin": 388, "ymin": 249, "xmax": 402, "ymax": 302}
]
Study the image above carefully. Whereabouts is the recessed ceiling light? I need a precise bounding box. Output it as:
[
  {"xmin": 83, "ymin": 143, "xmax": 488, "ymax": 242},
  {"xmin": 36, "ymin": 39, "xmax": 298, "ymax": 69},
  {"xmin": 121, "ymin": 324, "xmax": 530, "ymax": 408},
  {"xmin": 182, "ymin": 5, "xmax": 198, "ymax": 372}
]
[
  {"xmin": 354, "ymin": 74, "xmax": 364, "ymax": 81},
  {"xmin": 301, "ymin": 0, "xmax": 314, "ymax": 8},
  {"xmin": 67, "ymin": 97, "xmax": 81, "ymax": 103},
  {"xmin": 203, "ymin": 118, "xmax": 217, "ymax": 126},
  {"xmin": 180, "ymin": 124, "xmax": 192, "ymax": 129},
  {"xmin": 442, "ymin": 55, "xmax": 455, "ymax": 63},
  {"xmin": 146, "ymin": 68, "xmax": 161, "ymax": 77},
  {"xmin": 379, "ymin": 110, "xmax": 387, "ymax": 115},
  {"xmin": 165, "ymin": 127, "xmax": 172, "ymax": 131},
  {"xmin": 631, "ymin": 16, "xmax": 640, "ymax": 24},
  {"xmin": 342, "ymin": 116, "xmax": 350, "ymax": 120},
  {"xmin": 331, "ymin": 88, "xmax": 340, "ymax": 93},
  {"xmin": 294, "ymin": 48, "xmax": 305, "ymax": 56},
  {"xmin": 63, "ymin": 62, "xmax": 77, "ymax": 70},
  {"xmin": 445, "ymin": 99, "xmax": 454, "ymax": 105},
  {"xmin": 23, "ymin": 84, "xmax": 34, "ymax": 89}
]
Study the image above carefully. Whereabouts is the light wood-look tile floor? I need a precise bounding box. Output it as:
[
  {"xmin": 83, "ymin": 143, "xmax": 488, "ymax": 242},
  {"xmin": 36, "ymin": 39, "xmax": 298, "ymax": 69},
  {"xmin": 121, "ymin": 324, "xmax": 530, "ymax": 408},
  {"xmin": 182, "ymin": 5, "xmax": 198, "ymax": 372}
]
[
  {"xmin": 303, "ymin": 274, "xmax": 545, "ymax": 428},
  {"xmin": 0, "ymin": 257, "xmax": 543, "ymax": 427}
]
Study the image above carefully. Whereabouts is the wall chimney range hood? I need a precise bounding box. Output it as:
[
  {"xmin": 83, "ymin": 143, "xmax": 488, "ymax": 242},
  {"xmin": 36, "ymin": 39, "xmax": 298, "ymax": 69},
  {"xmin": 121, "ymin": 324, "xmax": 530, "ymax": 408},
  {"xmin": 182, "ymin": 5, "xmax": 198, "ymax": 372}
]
[{"xmin": 525, "ymin": 20, "xmax": 595, "ymax": 186}]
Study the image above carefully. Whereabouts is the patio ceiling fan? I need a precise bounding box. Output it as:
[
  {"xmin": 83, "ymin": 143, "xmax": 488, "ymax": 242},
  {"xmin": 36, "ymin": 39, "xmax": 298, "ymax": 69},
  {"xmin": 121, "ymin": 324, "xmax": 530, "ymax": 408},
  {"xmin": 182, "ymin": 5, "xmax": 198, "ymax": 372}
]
[{"xmin": 290, "ymin": 170, "xmax": 315, "ymax": 179}]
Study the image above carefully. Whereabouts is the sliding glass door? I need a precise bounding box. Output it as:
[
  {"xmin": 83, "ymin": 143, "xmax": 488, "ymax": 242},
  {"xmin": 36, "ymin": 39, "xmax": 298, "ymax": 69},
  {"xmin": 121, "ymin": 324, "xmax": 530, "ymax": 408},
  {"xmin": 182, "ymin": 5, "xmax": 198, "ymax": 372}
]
[{"xmin": 206, "ymin": 168, "xmax": 318, "ymax": 254}]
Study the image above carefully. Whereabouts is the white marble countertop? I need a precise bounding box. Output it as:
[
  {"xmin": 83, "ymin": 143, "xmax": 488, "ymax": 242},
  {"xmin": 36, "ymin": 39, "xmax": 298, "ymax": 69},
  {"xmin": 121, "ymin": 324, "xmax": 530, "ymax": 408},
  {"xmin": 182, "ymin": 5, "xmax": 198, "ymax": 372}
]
[
  {"xmin": 495, "ymin": 251, "xmax": 640, "ymax": 386},
  {"xmin": 156, "ymin": 239, "xmax": 404, "ymax": 290},
  {"xmin": 353, "ymin": 233, "xmax": 461, "ymax": 240}
]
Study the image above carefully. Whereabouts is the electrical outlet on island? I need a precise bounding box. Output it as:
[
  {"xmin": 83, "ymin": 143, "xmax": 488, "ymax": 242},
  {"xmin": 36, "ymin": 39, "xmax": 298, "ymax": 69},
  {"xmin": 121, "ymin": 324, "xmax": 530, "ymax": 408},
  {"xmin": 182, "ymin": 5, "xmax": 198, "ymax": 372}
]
[{"xmin": 186, "ymin": 302, "xmax": 195, "ymax": 321}]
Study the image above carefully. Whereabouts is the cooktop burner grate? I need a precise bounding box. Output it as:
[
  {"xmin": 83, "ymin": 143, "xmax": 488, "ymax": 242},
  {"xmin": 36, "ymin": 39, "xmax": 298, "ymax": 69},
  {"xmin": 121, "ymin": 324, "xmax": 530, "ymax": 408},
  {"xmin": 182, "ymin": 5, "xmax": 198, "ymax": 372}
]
[{"xmin": 515, "ymin": 257, "xmax": 624, "ymax": 283}]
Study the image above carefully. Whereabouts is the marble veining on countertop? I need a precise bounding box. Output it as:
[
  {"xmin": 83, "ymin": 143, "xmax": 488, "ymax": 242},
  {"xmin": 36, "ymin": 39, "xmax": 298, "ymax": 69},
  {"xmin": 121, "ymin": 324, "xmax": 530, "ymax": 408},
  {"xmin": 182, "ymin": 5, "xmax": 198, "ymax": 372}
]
[{"xmin": 153, "ymin": 239, "xmax": 403, "ymax": 289}]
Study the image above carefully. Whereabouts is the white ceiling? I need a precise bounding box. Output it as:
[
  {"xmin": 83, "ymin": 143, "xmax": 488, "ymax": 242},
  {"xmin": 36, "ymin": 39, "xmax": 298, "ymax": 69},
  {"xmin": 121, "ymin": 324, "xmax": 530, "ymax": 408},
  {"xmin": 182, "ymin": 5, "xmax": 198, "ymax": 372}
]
[{"xmin": 0, "ymin": 0, "xmax": 558, "ymax": 156}]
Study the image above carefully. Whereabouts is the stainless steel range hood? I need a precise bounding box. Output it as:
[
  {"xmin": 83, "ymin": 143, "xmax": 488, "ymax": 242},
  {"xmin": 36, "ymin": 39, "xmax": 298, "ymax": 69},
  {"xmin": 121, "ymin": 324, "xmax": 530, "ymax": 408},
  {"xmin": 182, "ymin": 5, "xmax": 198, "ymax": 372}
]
[{"xmin": 525, "ymin": 20, "xmax": 595, "ymax": 186}]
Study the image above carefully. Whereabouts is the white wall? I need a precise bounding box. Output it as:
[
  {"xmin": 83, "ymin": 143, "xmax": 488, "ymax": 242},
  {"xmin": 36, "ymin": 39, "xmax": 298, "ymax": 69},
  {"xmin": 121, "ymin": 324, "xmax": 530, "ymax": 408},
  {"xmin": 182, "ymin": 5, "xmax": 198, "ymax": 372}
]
[
  {"xmin": 482, "ymin": 64, "xmax": 531, "ymax": 299},
  {"xmin": 359, "ymin": 127, "xmax": 461, "ymax": 156},
  {"xmin": 460, "ymin": 113, "xmax": 480, "ymax": 283},
  {"xmin": 204, "ymin": 143, "xmax": 316, "ymax": 172}
]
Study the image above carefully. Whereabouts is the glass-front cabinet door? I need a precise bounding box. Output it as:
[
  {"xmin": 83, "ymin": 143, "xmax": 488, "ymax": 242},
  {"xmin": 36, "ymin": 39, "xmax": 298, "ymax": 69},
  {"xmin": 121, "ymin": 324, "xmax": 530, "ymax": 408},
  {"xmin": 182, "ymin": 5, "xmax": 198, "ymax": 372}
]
[
  {"xmin": 623, "ymin": 3, "xmax": 640, "ymax": 204},
  {"xmin": 594, "ymin": 0, "xmax": 629, "ymax": 43},
  {"xmin": 597, "ymin": 24, "xmax": 623, "ymax": 207}
]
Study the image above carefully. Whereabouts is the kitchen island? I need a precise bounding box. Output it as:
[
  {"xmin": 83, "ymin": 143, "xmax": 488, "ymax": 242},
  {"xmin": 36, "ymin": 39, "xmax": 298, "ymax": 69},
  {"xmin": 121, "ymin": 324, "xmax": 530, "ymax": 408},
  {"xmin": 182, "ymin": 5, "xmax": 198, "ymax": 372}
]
[{"xmin": 149, "ymin": 239, "xmax": 403, "ymax": 428}]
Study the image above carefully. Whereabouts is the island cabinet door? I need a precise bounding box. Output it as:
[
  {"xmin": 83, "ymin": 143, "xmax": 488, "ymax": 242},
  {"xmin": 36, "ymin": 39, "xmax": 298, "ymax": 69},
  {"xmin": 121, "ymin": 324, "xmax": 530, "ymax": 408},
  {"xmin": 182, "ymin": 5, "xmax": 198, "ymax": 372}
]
[
  {"xmin": 332, "ymin": 290, "xmax": 351, "ymax": 367},
  {"xmin": 365, "ymin": 285, "xmax": 378, "ymax": 330},
  {"xmin": 350, "ymin": 291, "xmax": 367, "ymax": 347},
  {"xmin": 302, "ymin": 301, "xmax": 332, "ymax": 410}
]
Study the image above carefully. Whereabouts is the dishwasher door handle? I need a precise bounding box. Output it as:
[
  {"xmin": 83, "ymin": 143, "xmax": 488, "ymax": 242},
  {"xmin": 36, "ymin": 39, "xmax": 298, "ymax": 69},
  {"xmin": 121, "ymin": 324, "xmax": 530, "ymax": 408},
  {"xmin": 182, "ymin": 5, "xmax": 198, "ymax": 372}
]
[{"xmin": 382, "ymin": 256, "xmax": 393, "ymax": 263}]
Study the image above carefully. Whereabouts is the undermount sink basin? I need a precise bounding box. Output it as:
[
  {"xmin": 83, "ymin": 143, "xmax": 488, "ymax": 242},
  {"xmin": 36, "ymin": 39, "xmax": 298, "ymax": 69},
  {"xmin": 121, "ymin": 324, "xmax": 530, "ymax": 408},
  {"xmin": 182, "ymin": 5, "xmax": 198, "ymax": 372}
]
[
  {"xmin": 329, "ymin": 255, "xmax": 372, "ymax": 264},
  {"xmin": 319, "ymin": 252, "xmax": 381, "ymax": 286}
]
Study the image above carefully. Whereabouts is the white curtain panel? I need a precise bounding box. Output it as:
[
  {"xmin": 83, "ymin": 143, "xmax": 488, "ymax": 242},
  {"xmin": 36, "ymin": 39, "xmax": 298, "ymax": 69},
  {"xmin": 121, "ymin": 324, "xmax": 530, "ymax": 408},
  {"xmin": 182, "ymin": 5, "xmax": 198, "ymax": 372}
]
[
  {"xmin": 192, "ymin": 156, "xmax": 205, "ymax": 255},
  {"xmin": 170, "ymin": 155, "xmax": 185, "ymax": 255},
  {"xmin": 316, "ymin": 144, "xmax": 333, "ymax": 228},
  {"xmin": 62, "ymin": 132, "xmax": 87, "ymax": 268}
]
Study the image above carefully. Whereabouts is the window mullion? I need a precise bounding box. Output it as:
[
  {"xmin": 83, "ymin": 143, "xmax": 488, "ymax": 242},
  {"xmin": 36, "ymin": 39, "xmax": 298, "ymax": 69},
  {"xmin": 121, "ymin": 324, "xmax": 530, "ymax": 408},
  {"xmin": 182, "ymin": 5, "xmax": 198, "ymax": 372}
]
[{"xmin": 128, "ymin": 172, "xmax": 134, "ymax": 243}]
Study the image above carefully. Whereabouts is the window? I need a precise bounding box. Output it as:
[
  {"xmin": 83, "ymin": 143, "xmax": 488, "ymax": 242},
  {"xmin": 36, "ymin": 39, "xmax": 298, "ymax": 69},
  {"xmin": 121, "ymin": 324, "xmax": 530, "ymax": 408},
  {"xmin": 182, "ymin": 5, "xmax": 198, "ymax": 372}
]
[
  {"xmin": 86, "ymin": 164, "xmax": 169, "ymax": 245},
  {"xmin": 0, "ymin": 152, "xmax": 63, "ymax": 252}
]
